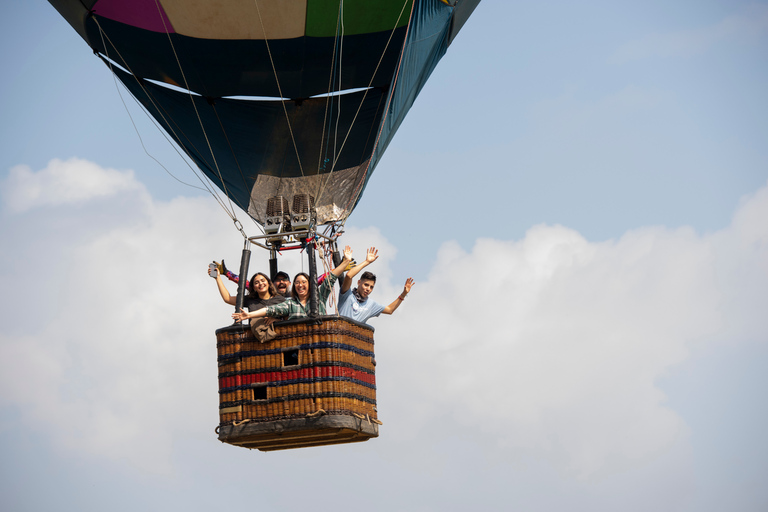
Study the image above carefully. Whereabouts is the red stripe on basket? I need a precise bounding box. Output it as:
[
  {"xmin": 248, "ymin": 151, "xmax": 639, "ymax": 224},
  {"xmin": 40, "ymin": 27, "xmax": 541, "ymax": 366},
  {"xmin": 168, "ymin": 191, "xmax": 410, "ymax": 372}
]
[{"xmin": 222, "ymin": 366, "xmax": 375, "ymax": 388}]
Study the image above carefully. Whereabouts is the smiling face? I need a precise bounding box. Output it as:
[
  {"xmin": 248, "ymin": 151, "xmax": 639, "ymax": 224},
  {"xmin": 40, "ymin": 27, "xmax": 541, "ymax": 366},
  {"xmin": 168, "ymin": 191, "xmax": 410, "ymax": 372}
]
[
  {"xmin": 357, "ymin": 278, "xmax": 375, "ymax": 299},
  {"xmin": 293, "ymin": 274, "xmax": 310, "ymax": 301},
  {"xmin": 274, "ymin": 276, "xmax": 291, "ymax": 295},
  {"xmin": 252, "ymin": 274, "xmax": 269, "ymax": 294},
  {"xmin": 249, "ymin": 273, "xmax": 275, "ymax": 299}
]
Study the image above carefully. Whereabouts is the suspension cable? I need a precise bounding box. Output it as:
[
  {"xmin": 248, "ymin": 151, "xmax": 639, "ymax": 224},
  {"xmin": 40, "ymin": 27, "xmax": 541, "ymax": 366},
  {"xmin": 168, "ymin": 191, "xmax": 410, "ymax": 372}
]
[
  {"xmin": 105, "ymin": 64, "xmax": 206, "ymax": 193},
  {"xmin": 339, "ymin": 0, "xmax": 416, "ymax": 230},
  {"xmin": 93, "ymin": 18, "xmax": 240, "ymax": 223},
  {"xmin": 317, "ymin": 1, "xmax": 344, "ymax": 177},
  {"xmin": 319, "ymin": 241, "xmax": 338, "ymax": 314},
  {"xmin": 209, "ymin": 103, "xmax": 261, "ymax": 223},
  {"xmin": 150, "ymin": 0, "xmax": 241, "ymax": 223},
  {"xmin": 252, "ymin": 0, "xmax": 305, "ymax": 178},
  {"xmin": 332, "ymin": 1, "xmax": 346, "ymax": 169},
  {"xmin": 314, "ymin": 0, "xmax": 412, "ymax": 217}
]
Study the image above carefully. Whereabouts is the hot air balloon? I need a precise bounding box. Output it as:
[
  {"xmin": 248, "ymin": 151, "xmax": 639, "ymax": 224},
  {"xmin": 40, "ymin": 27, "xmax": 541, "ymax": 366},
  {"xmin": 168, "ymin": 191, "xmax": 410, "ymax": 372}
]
[{"xmin": 49, "ymin": 0, "xmax": 480, "ymax": 451}]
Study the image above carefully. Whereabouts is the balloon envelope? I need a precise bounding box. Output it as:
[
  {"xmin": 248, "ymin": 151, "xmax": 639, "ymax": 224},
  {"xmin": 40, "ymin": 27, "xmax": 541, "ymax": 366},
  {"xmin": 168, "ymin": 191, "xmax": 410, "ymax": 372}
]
[{"xmin": 49, "ymin": 0, "xmax": 480, "ymax": 224}]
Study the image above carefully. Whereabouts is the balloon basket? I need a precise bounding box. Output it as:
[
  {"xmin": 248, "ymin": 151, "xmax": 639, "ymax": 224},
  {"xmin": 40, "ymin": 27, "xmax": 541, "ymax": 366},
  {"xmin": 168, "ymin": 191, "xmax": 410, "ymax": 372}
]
[{"xmin": 215, "ymin": 317, "xmax": 379, "ymax": 451}]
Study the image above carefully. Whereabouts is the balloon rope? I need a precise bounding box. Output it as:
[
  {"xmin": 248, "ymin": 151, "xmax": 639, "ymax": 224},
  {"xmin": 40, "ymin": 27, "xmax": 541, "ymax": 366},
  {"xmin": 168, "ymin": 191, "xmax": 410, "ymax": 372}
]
[
  {"xmin": 92, "ymin": 18, "xmax": 240, "ymax": 223},
  {"xmin": 314, "ymin": 0, "xmax": 413, "ymax": 216},
  {"xmin": 150, "ymin": 0, "xmax": 243, "ymax": 232},
  {"xmin": 332, "ymin": 1, "xmax": 346, "ymax": 174},
  {"xmin": 318, "ymin": 243, "xmax": 338, "ymax": 315},
  {"xmin": 316, "ymin": 1, "xmax": 343, "ymax": 188},
  {"xmin": 252, "ymin": 0, "xmax": 306, "ymax": 179},
  {"xmin": 339, "ymin": 0, "xmax": 416, "ymax": 229},
  {"xmin": 102, "ymin": 61, "xmax": 205, "ymax": 193},
  {"xmin": 210, "ymin": 105, "xmax": 265, "ymax": 234}
]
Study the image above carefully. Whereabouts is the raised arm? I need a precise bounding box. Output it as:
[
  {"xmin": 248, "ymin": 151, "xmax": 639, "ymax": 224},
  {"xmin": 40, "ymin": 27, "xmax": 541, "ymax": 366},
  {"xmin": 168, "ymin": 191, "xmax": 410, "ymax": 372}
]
[
  {"xmin": 330, "ymin": 245, "xmax": 354, "ymax": 278},
  {"xmin": 210, "ymin": 263, "xmax": 237, "ymax": 306},
  {"xmin": 382, "ymin": 277, "xmax": 414, "ymax": 315},
  {"xmin": 341, "ymin": 247, "xmax": 379, "ymax": 293},
  {"xmin": 216, "ymin": 275, "xmax": 237, "ymax": 305}
]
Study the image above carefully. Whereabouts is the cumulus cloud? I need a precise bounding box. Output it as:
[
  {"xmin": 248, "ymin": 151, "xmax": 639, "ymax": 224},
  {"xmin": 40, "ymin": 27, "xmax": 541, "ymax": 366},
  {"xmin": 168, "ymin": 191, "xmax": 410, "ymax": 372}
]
[
  {"xmin": 377, "ymin": 184, "xmax": 768, "ymax": 477},
  {"xmin": 0, "ymin": 158, "xmax": 234, "ymax": 473},
  {"xmin": 1, "ymin": 159, "xmax": 767, "ymax": 480},
  {"xmin": 382, "ymin": 227, "xmax": 703, "ymax": 476},
  {"xmin": 611, "ymin": 4, "xmax": 768, "ymax": 63},
  {"xmin": 0, "ymin": 157, "xmax": 146, "ymax": 213}
]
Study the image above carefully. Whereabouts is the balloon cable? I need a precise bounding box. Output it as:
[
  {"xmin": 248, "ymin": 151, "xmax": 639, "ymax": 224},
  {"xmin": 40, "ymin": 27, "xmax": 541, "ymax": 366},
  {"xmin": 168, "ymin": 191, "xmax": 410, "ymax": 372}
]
[
  {"xmin": 92, "ymin": 18, "xmax": 243, "ymax": 227},
  {"xmin": 339, "ymin": 0, "xmax": 416, "ymax": 231},
  {"xmin": 106, "ymin": 68, "xmax": 206, "ymax": 193},
  {"xmin": 316, "ymin": 1, "xmax": 344, "ymax": 185},
  {"xmin": 315, "ymin": 0, "xmax": 413, "ymax": 222},
  {"xmin": 332, "ymin": 1, "xmax": 345, "ymax": 173},
  {"xmin": 209, "ymin": 103, "xmax": 259, "ymax": 223},
  {"xmin": 252, "ymin": 0, "xmax": 306, "ymax": 179},
  {"xmin": 149, "ymin": 0, "xmax": 242, "ymax": 227}
]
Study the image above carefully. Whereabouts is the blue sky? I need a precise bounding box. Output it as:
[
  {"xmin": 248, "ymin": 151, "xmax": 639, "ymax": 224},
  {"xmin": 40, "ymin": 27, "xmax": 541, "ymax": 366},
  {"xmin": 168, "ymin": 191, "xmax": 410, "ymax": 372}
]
[{"xmin": 1, "ymin": 2, "xmax": 767, "ymax": 511}]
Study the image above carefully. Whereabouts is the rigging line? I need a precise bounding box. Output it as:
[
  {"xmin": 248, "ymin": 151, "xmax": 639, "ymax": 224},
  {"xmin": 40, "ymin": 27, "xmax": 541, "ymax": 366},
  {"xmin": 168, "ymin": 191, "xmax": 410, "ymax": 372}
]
[
  {"xmin": 130, "ymin": 85, "xmax": 232, "ymax": 206},
  {"xmin": 137, "ymin": 93, "xmax": 235, "ymax": 209},
  {"xmin": 93, "ymin": 19, "xmax": 238, "ymax": 219},
  {"xmin": 332, "ymin": 0, "xmax": 345, "ymax": 165},
  {"xmin": 252, "ymin": 0, "xmax": 305, "ymax": 178},
  {"xmin": 92, "ymin": 54, "xmax": 223, "ymax": 202},
  {"xmin": 340, "ymin": 0, "xmax": 416, "ymax": 229},
  {"xmin": 150, "ymin": 0, "xmax": 243, "ymax": 224},
  {"xmin": 92, "ymin": 59, "xmax": 234, "ymax": 219},
  {"xmin": 313, "ymin": 0, "xmax": 344, "ymax": 208},
  {"xmin": 317, "ymin": 0, "xmax": 410, "ymax": 202},
  {"xmin": 316, "ymin": 0, "xmax": 343, "ymax": 178},
  {"xmin": 105, "ymin": 61, "xmax": 206, "ymax": 193},
  {"xmin": 321, "ymin": 243, "xmax": 338, "ymax": 314},
  {"xmin": 92, "ymin": 19, "xmax": 236, "ymax": 219},
  {"xmin": 209, "ymin": 104, "xmax": 266, "ymax": 234},
  {"xmin": 315, "ymin": 0, "xmax": 412, "ymax": 215},
  {"xmin": 122, "ymin": 80, "xmax": 235, "ymax": 216}
]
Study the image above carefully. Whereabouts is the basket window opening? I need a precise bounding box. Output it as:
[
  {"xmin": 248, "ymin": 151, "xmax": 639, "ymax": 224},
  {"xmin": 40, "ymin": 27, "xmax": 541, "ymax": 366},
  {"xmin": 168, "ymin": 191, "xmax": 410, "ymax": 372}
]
[
  {"xmin": 283, "ymin": 349, "xmax": 299, "ymax": 367},
  {"xmin": 251, "ymin": 386, "xmax": 267, "ymax": 401}
]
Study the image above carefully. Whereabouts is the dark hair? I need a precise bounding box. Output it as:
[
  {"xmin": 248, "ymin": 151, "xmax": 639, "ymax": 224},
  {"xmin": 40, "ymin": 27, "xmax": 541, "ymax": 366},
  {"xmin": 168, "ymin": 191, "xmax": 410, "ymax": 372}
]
[
  {"xmin": 248, "ymin": 272, "xmax": 277, "ymax": 298},
  {"xmin": 360, "ymin": 271, "xmax": 376, "ymax": 282},
  {"xmin": 292, "ymin": 272, "xmax": 311, "ymax": 301}
]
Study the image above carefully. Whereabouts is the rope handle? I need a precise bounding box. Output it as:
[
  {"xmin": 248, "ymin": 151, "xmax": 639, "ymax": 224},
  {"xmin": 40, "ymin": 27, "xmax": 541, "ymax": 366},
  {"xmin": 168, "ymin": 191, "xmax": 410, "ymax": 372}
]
[
  {"xmin": 215, "ymin": 418, "xmax": 252, "ymax": 434},
  {"xmin": 352, "ymin": 413, "xmax": 383, "ymax": 425}
]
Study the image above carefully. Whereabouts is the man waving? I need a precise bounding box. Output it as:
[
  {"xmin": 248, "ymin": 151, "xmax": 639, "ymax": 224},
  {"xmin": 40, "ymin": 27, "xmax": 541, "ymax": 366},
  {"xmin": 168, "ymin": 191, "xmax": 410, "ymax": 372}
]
[{"xmin": 338, "ymin": 247, "xmax": 414, "ymax": 324}]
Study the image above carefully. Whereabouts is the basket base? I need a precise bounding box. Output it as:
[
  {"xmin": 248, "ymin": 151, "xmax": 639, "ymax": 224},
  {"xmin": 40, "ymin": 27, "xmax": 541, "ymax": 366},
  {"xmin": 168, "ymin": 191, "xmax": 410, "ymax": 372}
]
[{"xmin": 218, "ymin": 413, "xmax": 379, "ymax": 452}]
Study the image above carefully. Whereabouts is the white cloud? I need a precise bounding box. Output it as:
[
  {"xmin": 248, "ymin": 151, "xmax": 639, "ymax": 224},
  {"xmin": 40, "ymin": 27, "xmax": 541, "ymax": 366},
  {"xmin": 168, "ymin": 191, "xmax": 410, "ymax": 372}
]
[
  {"xmin": 611, "ymin": 4, "xmax": 768, "ymax": 63},
  {"xmin": 378, "ymin": 184, "xmax": 767, "ymax": 477},
  {"xmin": 0, "ymin": 159, "xmax": 234, "ymax": 473},
  {"xmin": 1, "ymin": 157, "xmax": 146, "ymax": 213},
  {"xmin": 1, "ymin": 159, "xmax": 766, "ymax": 481}
]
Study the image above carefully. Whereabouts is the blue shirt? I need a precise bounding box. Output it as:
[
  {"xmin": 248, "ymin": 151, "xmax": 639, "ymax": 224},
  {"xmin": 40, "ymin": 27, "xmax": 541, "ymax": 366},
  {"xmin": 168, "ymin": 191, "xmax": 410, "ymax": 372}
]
[{"xmin": 338, "ymin": 288, "xmax": 385, "ymax": 324}]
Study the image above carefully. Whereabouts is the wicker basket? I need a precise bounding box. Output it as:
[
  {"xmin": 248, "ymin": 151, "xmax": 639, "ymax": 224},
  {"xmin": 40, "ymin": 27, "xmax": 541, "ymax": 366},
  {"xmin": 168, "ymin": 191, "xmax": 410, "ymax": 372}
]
[{"xmin": 215, "ymin": 316, "xmax": 380, "ymax": 451}]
